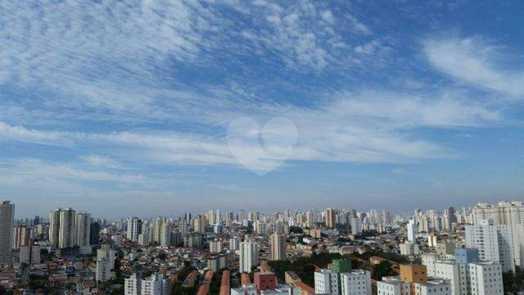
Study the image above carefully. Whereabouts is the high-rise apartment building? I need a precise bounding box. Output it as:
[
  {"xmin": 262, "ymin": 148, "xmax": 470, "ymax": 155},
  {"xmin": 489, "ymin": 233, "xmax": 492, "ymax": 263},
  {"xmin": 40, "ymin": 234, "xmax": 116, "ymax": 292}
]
[
  {"xmin": 472, "ymin": 201, "xmax": 524, "ymax": 267},
  {"xmin": 58, "ymin": 208, "xmax": 76, "ymax": 249},
  {"xmin": 90, "ymin": 221, "xmax": 101, "ymax": 245},
  {"xmin": 12, "ymin": 224, "xmax": 30, "ymax": 249},
  {"xmin": 127, "ymin": 217, "xmax": 142, "ymax": 242},
  {"xmin": 340, "ymin": 270, "xmax": 372, "ymax": 295},
  {"xmin": 138, "ymin": 221, "xmax": 151, "ymax": 246},
  {"xmin": 125, "ymin": 273, "xmax": 141, "ymax": 295},
  {"xmin": 96, "ymin": 244, "xmax": 117, "ymax": 282},
  {"xmin": 465, "ymin": 219, "xmax": 515, "ymax": 272},
  {"xmin": 229, "ymin": 236, "xmax": 240, "ymax": 251},
  {"xmin": 207, "ymin": 209, "xmax": 221, "ymax": 225},
  {"xmin": 0, "ymin": 201, "xmax": 14, "ymax": 265},
  {"xmin": 315, "ymin": 264, "xmax": 371, "ymax": 295},
  {"xmin": 377, "ymin": 276, "xmax": 411, "ymax": 295},
  {"xmin": 239, "ymin": 239, "xmax": 258, "ymax": 273},
  {"xmin": 422, "ymin": 248, "xmax": 504, "ymax": 295},
  {"xmin": 49, "ymin": 209, "xmax": 60, "ymax": 248},
  {"xmin": 413, "ymin": 279, "xmax": 451, "ymax": 295},
  {"xmin": 152, "ymin": 217, "xmax": 165, "ymax": 244},
  {"xmin": 125, "ymin": 273, "xmax": 171, "ymax": 295},
  {"xmin": 19, "ymin": 245, "xmax": 40, "ymax": 265},
  {"xmin": 141, "ymin": 273, "xmax": 172, "ymax": 295},
  {"xmin": 315, "ymin": 269, "xmax": 340, "ymax": 295},
  {"xmin": 351, "ymin": 217, "xmax": 362, "ymax": 235},
  {"xmin": 467, "ymin": 263, "xmax": 503, "ymax": 295},
  {"xmin": 75, "ymin": 212, "xmax": 91, "ymax": 247},
  {"xmin": 193, "ymin": 215, "xmax": 208, "ymax": 233},
  {"xmin": 209, "ymin": 239, "xmax": 223, "ymax": 254},
  {"xmin": 325, "ymin": 208, "xmax": 336, "ymax": 229},
  {"xmin": 158, "ymin": 219, "xmax": 171, "ymax": 247},
  {"xmin": 270, "ymin": 232, "xmax": 286, "ymax": 261},
  {"xmin": 379, "ymin": 264, "xmax": 451, "ymax": 295},
  {"xmin": 49, "ymin": 208, "xmax": 91, "ymax": 249},
  {"xmin": 472, "ymin": 201, "xmax": 524, "ymax": 225},
  {"xmin": 407, "ymin": 219, "xmax": 417, "ymax": 242}
]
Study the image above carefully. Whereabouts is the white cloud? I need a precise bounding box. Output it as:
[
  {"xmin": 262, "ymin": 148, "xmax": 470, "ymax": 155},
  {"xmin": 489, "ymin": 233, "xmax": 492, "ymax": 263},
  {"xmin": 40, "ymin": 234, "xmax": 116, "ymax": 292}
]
[
  {"xmin": 0, "ymin": 2, "xmax": 508, "ymax": 174},
  {"xmin": 235, "ymin": 1, "xmax": 371, "ymax": 70},
  {"xmin": 0, "ymin": 159, "xmax": 145, "ymax": 186},
  {"xmin": 0, "ymin": 87, "xmax": 499, "ymax": 172},
  {"xmin": 424, "ymin": 37, "xmax": 524, "ymax": 98},
  {"xmin": 0, "ymin": 0, "xmax": 218, "ymax": 116},
  {"xmin": 0, "ymin": 0, "xmax": 212, "ymax": 83},
  {"xmin": 0, "ymin": 0, "xmax": 382, "ymax": 126},
  {"xmin": 0, "ymin": 121, "xmax": 70, "ymax": 145},
  {"xmin": 324, "ymin": 90, "xmax": 500, "ymax": 128},
  {"xmin": 81, "ymin": 155, "xmax": 121, "ymax": 169}
]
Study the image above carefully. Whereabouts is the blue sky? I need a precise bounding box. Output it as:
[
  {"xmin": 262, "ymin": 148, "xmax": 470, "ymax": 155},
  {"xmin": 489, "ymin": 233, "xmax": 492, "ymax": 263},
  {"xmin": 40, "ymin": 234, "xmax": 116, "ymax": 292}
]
[{"xmin": 1, "ymin": 0, "xmax": 524, "ymax": 217}]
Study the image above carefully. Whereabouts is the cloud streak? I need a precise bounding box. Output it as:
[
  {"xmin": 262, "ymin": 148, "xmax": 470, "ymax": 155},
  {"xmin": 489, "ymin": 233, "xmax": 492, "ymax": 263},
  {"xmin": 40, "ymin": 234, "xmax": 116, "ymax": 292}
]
[
  {"xmin": 0, "ymin": 86, "xmax": 500, "ymax": 172},
  {"xmin": 424, "ymin": 37, "xmax": 524, "ymax": 98}
]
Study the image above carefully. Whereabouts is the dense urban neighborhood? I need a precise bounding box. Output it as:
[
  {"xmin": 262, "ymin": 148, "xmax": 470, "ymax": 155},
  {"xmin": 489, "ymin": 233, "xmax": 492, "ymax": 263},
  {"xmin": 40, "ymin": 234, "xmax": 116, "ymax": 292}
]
[{"xmin": 0, "ymin": 201, "xmax": 522, "ymax": 294}]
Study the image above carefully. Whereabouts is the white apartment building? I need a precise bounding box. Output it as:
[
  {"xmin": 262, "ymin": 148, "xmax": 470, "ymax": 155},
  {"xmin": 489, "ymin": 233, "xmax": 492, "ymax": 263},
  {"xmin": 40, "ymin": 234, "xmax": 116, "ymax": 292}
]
[
  {"xmin": 315, "ymin": 268, "xmax": 371, "ymax": 295},
  {"xmin": 351, "ymin": 217, "xmax": 362, "ymax": 235},
  {"xmin": 377, "ymin": 277, "xmax": 410, "ymax": 295},
  {"xmin": 58, "ymin": 208, "xmax": 76, "ymax": 249},
  {"xmin": 125, "ymin": 273, "xmax": 171, "ymax": 295},
  {"xmin": 125, "ymin": 274, "xmax": 141, "ymax": 295},
  {"xmin": 159, "ymin": 220, "xmax": 171, "ymax": 247},
  {"xmin": 414, "ymin": 279, "xmax": 451, "ymax": 295},
  {"xmin": 75, "ymin": 212, "xmax": 91, "ymax": 247},
  {"xmin": 426, "ymin": 260, "xmax": 460, "ymax": 295},
  {"xmin": 315, "ymin": 269, "xmax": 340, "ymax": 295},
  {"xmin": 270, "ymin": 232, "xmax": 286, "ymax": 261},
  {"xmin": 427, "ymin": 234, "xmax": 438, "ymax": 248},
  {"xmin": 239, "ymin": 239, "xmax": 258, "ymax": 273},
  {"xmin": 19, "ymin": 245, "xmax": 40, "ymax": 265},
  {"xmin": 49, "ymin": 210, "xmax": 60, "ymax": 248},
  {"xmin": 12, "ymin": 224, "xmax": 30, "ymax": 249},
  {"xmin": 422, "ymin": 249, "xmax": 504, "ymax": 295},
  {"xmin": 49, "ymin": 208, "xmax": 91, "ymax": 249},
  {"xmin": 472, "ymin": 201, "xmax": 524, "ymax": 267},
  {"xmin": 407, "ymin": 219, "xmax": 417, "ymax": 242},
  {"xmin": 465, "ymin": 219, "xmax": 515, "ymax": 272},
  {"xmin": 96, "ymin": 244, "xmax": 116, "ymax": 282},
  {"xmin": 377, "ymin": 277, "xmax": 450, "ymax": 295},
  {"xmin": 340, "ymin": 270, "xmax": 372, "ymax": 295},
  {"xmin": 230, "ymin": 236, "xmax": 240, "ymax": 251},
  {"xmin": 400, "ymin": 242, "xmax": 419, "ymax": 256},
  {"xmin": 468, "ymin": 263, "xmax": 503, "ymax": 295},
  {"xmin": 127, "ymin": 217, "xmax": 142, "ymax": 242},
  {"xmin": 209, "ymin": 239, "xmax": 223, "ymax": 254},
  {"xmin": 142, "ymin": 274, "xmax": 171, "ymax": 295},
  {"xmin": 421, "ymin": 253, "xmax": 438, "ymax": 277}
]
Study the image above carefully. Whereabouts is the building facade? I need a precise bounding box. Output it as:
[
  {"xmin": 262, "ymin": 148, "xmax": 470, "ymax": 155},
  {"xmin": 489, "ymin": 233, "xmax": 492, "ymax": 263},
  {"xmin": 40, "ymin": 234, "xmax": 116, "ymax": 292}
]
[
  {"xmin": 0, "ymin": 201, "xmax": 14, "ymax": 265},
  {"xmin": 239, "ymin": 239, "xmax": 258, "ymax": 273}
]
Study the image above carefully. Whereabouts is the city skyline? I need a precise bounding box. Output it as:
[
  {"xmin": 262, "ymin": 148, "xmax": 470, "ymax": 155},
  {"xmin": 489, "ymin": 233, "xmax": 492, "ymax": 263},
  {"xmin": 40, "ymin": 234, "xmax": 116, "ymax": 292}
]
[
  {"xmin": 1, "ymin": 198, "xmax": 523, "ymax": 293},
  {"xmin": 2, "ymin": 199, "xmax": 515, "ymax": 220},
  {"xmin": 6, "ymin": 199, "xmax": 513, "ymax": 221},
  {"xmin": 1, "ymin": 1, "xmax": 524, "ymax": 216}
]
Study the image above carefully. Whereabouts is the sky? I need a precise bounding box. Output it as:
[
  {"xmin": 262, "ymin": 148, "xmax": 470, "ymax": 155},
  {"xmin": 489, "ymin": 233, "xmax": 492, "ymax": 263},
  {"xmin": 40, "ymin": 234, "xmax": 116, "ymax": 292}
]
[{"xmin": 1, "ymin": 0, "xmax": 524, "ymax": 217}]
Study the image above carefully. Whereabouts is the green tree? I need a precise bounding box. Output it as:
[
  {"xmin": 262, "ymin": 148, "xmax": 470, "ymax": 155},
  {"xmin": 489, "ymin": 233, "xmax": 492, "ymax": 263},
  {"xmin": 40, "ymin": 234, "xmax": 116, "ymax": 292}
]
[{"xmin": 372, "ymin": 260, "xmax": 394, "ymax": 281}]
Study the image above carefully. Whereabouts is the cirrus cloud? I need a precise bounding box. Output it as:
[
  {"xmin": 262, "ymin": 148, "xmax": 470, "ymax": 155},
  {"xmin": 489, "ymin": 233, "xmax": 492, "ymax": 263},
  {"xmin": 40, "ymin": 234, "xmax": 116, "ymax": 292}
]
[{"xmin": 424, "ymin": 37, "xmax": 524, "ymax": 98}]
